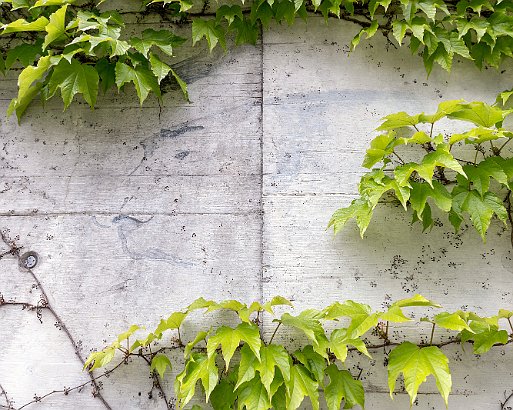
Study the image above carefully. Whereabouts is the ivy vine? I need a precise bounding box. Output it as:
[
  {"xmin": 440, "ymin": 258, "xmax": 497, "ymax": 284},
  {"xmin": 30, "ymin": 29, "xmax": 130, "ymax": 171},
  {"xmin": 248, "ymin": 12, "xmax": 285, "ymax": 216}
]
[
  {"xmin": 2, "ymin": 0, "xmax": 513, "ymax": 121},
  {"xmin": 77, "ymin": 295, "xmax": 513, "ymax": 409},
  {"xmin": 329, "ymin": 98, "xmax": 513, "ymax": 245}
]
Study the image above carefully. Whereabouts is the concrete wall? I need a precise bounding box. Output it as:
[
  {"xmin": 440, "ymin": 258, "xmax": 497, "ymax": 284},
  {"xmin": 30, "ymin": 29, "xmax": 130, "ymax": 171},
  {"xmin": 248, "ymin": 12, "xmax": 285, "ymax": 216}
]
[{"xmin": 0, "ymin": 15, "xmax": 512, "ymax": 410}]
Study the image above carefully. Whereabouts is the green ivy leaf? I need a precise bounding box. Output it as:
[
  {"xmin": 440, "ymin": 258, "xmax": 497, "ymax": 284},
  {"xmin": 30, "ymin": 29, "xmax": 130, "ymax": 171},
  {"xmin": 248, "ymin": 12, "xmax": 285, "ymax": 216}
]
[
  {"xmin": 8, "ymin": 55, "xmax": 57, "ymax": 121},
  {"xmin": 329, "ymin": 328, "xmax": 371, "ymax": 363},
  {"xmin": 434, "ymin": 312, "xmax": 473, "ymax": 332},
  {"xmin": 325, "ymin": 364, "xmax": 365, "ymax": 409},
  {"xmin": 293, "ymin": 345, "xmax": 325, "ymax": 382},
  {"xmin": 452, "ymin": 189, "xmax": 508, "ymax": 240},
  {"xmin": 324, "ymin": 300, "xmax": 379, "ymax": 338},
  {"xmin": 258, "ymin": 344, "xmax": 292, "ymax": 395},
  {"xmin": 279, "ymin": 310, "xmax": 329, "ymax": 356},
  {"xmin": 43, "ymin": 5, "xmax": 68, "ymax": 50},
  {"xmin": 175, "ymin": 352, "xmax": 219, "ymax": 408},
  {"xmin": 84, "ymin": 346, "xmax": 117, "ymax": 371},
  {"xmin": 116, "ymin": 324, "xmax": 140, "ymax": 343},
  {"xmin": 448, "ymin": 101, "xmax": 511, "ymax": 127},
  {"xmin": 216, "ymin": 4, "xmax": 243, "ymax": 26},
  {"xmin": 235, "ymin": 344, "xmax": 260, "ymax": 390},
  {"xmin": 5, "ymin": 42, "xmax": 42, "ymax": 70},
  {"xmin": 32, "ymin": 0, "xmax": 74, "ymax": 7},
  {"xmin": 392, "ymin": 20, "xmax": 408, "ymax": 45},
  {"xmin": 154, "ymin": 311, "xmax": 187, "ymax": 334},
  {"xmin": 187, "ymin": 297, "xmax": 217, "ymax": 312},
  {"xmin": 388, "ymin": 342, "xmax": 452, "ymax": 406},
  {"xmin": 115, "ymin": 62, "xmax": 161, "ymax": 104},
  {"xmin": 420, "ymin": 99, "xmax": 464, "ymax": 123},
  {"xmin": 211, "ymin": 377, "xmax": 237, "ymax": 410},
  {"xmin": 377, "ymin": 112, "xmax": 421, "ymax": 131},
  {"xmin": 286, "ymin": 364, "xmax": 320, "ymax": 410},
  {"xmin": 150, "ymin": 354, "xmax": 172, "ymax": 379},
  {"xmin": 328, "ymin": 198, "xmax": 373, "ymax": 237},
  {"xmin": 95, "ymin": 58, "xmax": 116, "ymax": 94},
  {"xmin": 262, "ymin": 296, "xmax": 294, "ymax": 314},
  {"xmin": 392, "ymin": 294, "xmax": 441, "ymax": 308},
  {"xmin": 48, "ymin": 58, "xmax": 99, "ymax": 108},
  {"xmin": 149, "ymin": 53, "xmax": 171, "ymax": 84},
  {"xmin": 169, "ymin": 68, "xmax": 189, "ymax": 101},
  {"xmin": 409, "ymin": 181, "xmax": 452, "ymax": 217},
  {"xmin": 380, "ymin": 305, "xmax": 413, "ymax": 323},
  {"xmin": 184, "ymin": 330, "xmax": 209, "ymax": 358},
  {"xmin": 131, "ymin": 28, "xmax": 185, "ymax": 58},
  {"xmin": 237, "ymin": 377, "xmax": 271, "ymax": 410},
  {"xmin": 362, "ymin": 132, "xmax": 397, "ymax": 168},
  {"xmin": 460, "ymin": 321, "xmax": 509, "ymax": 354},
  {"xmin": 1, "ymin": 16, "xmax": 49, "ymax": 34},
  {"xmin": 192, "ymin": 19, "xmax": 226, "ymax": 51},
  {"xmin": 351, "ymin": 20, "xmax": 379, "ymax": 49},
  {"xmin": 207, "ymin": 323, "xmax": 261, "ymax": 369}
]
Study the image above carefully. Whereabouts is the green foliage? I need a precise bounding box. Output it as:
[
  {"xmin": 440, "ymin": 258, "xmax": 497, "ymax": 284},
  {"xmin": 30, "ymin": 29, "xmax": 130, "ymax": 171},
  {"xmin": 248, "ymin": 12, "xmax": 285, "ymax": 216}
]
[
  {"xmin": 85, "ymin": 295, "xmax": 513, "ymax": 409},
  {"xmin": 3, "ymin": 0, "xmax": 513, "ymax": 120},
  {"xmin": 329, "ymin": 99, "xmax": 513, "ymax": 242},
  {"xmin": 388, "ymin": 342, "xmax": 452, "ymax": 406},
  {"xmin": 0, "ymin": 0, "xmax": 188, "ymax": 121}
]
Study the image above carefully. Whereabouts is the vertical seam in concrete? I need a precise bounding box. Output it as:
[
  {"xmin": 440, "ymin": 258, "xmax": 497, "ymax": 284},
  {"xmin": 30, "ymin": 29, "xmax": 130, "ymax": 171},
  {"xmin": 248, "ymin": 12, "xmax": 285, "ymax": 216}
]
[{"xmin": 259, "ymin": 24, "xmax": 265, "ymax": 309}]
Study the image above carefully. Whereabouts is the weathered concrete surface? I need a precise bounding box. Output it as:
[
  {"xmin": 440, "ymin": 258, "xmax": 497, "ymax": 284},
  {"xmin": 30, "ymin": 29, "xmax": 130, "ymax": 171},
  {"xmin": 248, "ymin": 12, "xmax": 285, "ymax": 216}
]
[
  {"xmin": 262, "ymin": 17, "xmax": 513, "ymax": 410},
  {"xmin": 0, "ymin": 15, "xmax": 512, "ymax": 410},
  {"xmin": 0, "ymin": 41, "xmax": 263, "ymax": 409}
]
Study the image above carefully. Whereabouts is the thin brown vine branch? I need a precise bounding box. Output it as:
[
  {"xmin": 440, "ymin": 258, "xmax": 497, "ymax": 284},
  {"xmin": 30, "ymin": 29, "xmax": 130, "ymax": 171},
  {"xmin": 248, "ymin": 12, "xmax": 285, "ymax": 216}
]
[
  {"xmin": 14, "ymin": 360, "xmax": 126, "ymax": 410},
  {"xmin": 0, "ymin": 383, "xmax": 13, "ymax": 410},
  {"xmin": 501, "ymin": 391, "xmax": 513, "ymax": 410},
  {"xmin": 0, "ymin": 231, "xmax": 112, "ymax": 410}
]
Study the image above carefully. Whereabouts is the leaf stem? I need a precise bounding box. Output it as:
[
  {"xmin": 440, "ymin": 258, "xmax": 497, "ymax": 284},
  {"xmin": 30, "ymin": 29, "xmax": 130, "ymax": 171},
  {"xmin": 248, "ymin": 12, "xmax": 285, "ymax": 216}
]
[
  {"xmin": 268, "ymin": 322, "xmax": 281, "ymax": 345},
  {"xmin": 498, "ymin": 138, "xmax": 512, "ymax": 155},
  {"xmin": 429, "ymin": 323, "xmax": 436, "ymax": 346},
  {"xmin": 392, "ymin": 152, "xmax": 405, "ymax": 164}
]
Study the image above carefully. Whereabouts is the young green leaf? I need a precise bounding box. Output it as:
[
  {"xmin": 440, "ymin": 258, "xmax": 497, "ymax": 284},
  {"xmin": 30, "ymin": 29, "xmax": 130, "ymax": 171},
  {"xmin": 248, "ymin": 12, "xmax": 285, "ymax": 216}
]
[
  {"xmin": 433, "ymin": 312, "xmax": 473, "ymax": 332},
  {"xmin": 150, "ymin": 354, "xmax": 172, "ymax": 379},
  {"xmin": 324, "ymin": 300, "xmax": 379, "ymax": 338},
  {"xmin": 1, "ymin": 16, "xmax": 49, "ymax": 34},
  {"xmin": 325, "ymin": 364, "xmax": 365, "ymax": 410},
  {"xmin": 279, "ymin": 310, "xmax": 329, "ymax": 356},
  {"xmin": 207, "ymin": 323, "xmax": 261, "ymax": 369},
  {"xmin": 184, "ymin": 330, "xmax": 209, "ymax": 358},
  {"xmin": 149, "ymin": 53, "xmax": 171, "ymax": 84},
  {"xmin": 115, "ymin": 62, "xmax": 161, "ymax": 104},
  {"xmin": 237, "ymin": 377, "xmax": 271, "ymax": 410},
  {"xmin": 293, "ymin": 345, "xmax": 325, "ymax": 383},
  {"xmin": 8, "ymin": 55, "xmax": 57, "ymax": 121},
  {"xmin": 175, "ymin": 352, "xmax": 219, "ymax": 408},
  {"xmin": 43, "ymin": 5, "xmax": 68, "ymax": 50},
  {"xmin": 460, "ymin": 322, "xmax": 509, "ymax": 354},
  {"xmin": 329, "ymin": 328, "xmax": 371, "ymax": 363},
  {"xmin": 328, "ymin": 198, "xmax": 373, "ymax": 237},
  {"xmin": 286, "ymin": 364, "xmax": 320, "ymax": 410},
  {"xmin": 210, "ymin": 377, "xmax": 237, "ymax": 410},
  {"xmin": 448, "ymin": 101, "xmax": 511, "ymax": 127},
  {"xmin": 258, "ymin": 344, "xmax": 292, "ymax": 395},
  {"xmin": 192, "ymin": 19, "xmax": 225, "ymax": 51},
  {"xmin": 235, "ymin": 344, "xmax": 259, "ymax": 390},
  {"xmin": 388, "ymin": 342, "xmax": 452, "ymax": 406},
  {"xmin": 48, "ymin": 58, "xmax": 99, "ymax": 108}
]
